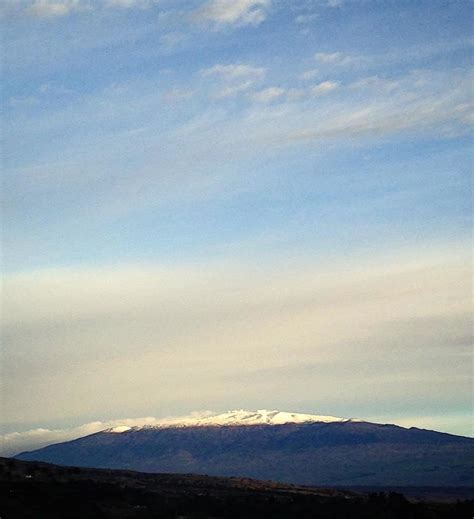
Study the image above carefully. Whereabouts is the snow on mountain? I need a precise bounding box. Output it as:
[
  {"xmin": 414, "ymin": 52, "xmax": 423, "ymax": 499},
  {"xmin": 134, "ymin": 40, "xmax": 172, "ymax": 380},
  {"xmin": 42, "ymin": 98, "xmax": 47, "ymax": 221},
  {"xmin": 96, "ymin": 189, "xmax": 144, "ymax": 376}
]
[
  {"xmin": 106, "ymin": 409, "xmax": 357, "ymax": 433},
  {"xmin": 1, "ymin": 411, "xmax": 360, "ymax": 456}
]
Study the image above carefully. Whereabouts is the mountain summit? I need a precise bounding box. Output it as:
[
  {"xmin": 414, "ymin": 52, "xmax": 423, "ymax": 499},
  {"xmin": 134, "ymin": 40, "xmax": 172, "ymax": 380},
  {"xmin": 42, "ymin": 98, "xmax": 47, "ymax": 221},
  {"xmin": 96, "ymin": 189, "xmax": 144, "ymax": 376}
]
[
  {"xmin": 16, "ymin": 412, "xmax": 474, "ymax": 487},
  {"xmin": 106, "ymin": 409, "xmax": 356, "ymax": 433}
]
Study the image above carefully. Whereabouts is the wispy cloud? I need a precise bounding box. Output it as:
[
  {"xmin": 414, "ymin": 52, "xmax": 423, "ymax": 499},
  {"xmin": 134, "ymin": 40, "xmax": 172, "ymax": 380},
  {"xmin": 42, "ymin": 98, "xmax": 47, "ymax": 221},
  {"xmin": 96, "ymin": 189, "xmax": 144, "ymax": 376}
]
[
  {"xmin": 2, "ymin": 0, "xmax": 471, "ymax": 444},
  {"xmin": 4, "ymin": 66, "xmax": 471, "ymax": 236},
  {"xmin": 251, "ymin": 86, "xmax": 285, "ymax": 102},
  {"xmin": 25, "ymin": 0, "xmax": 89, "ymax": 18},
  {"xmin": 200, "ymin": 63, "xmax": 266, "ymax": 98},
  {"xmin": 310, "ymin": 80, "xmax": 339, "ymax": 96},
  {"xmin": 162, "ymin": 88, "xmax": 195, "ymax": 103},
  {"xmin": 299, "ymin": 69, "xmax": 319, "ymax": 81},
  {"xmin": 12, "ymin": 0, "xmax": 154, "ymax": 18},
  {"xmin": 349, "ymin": 75, "xmax": 401, "ymax": 93},
  {"xmin": 104, "ymin": 0, "xmax": 152, "ymax": 7},
  {"xmin": 194, "ymin": 0, "xmax": 271, "ymax": 27},
  {"xmin": 314, "ymin": 51, "xmax": 363, "ymax": 66},
  {"xmin": 200, "ymin": 63, "xmax": 266, "ymax": 81},
  {"xmin": 0, "ymin": 412, "xmax": 215, "ymax": 457},
  {"xmin": 3, "ymin": 248, "xmax": 470, "ymax": 429}
]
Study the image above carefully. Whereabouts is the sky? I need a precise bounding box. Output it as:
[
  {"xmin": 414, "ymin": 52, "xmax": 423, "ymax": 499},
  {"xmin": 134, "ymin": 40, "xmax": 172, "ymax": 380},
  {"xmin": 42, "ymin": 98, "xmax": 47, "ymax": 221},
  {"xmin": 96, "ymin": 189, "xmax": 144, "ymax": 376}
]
[{"xmin": 1, "ymin": 0, "xmax": 473, "ymax": 454}]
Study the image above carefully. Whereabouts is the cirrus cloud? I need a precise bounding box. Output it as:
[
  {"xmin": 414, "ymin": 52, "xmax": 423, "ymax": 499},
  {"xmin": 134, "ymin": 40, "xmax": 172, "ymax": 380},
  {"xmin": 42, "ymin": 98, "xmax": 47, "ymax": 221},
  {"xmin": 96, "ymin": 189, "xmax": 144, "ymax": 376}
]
[
  {"xmin": 251, "ymin": 86, "xmax": 285, "ymax": 102},
  {"xmin": 194, "ymin": 0, "xmax": 271, "ymax": 27}
]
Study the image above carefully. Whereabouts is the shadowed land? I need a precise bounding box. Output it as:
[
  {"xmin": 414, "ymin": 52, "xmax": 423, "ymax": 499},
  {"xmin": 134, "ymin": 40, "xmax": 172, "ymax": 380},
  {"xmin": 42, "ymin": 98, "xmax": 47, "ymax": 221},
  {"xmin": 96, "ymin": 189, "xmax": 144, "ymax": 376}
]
[{"xmin": 1, "ymin": 457, "xmax": 473, "ymax": 518}]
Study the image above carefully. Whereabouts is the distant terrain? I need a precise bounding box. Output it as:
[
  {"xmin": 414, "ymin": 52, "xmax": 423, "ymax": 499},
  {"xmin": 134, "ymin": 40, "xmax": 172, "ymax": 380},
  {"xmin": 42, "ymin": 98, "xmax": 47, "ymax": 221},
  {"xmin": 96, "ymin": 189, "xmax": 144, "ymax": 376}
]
[
  {"xmin": 16, "ymin": 419, "xmax": 474, "ymax": 487},
  {"xmin": 1, "ymin": 457, "xmax": 473, "ymax": 518}
]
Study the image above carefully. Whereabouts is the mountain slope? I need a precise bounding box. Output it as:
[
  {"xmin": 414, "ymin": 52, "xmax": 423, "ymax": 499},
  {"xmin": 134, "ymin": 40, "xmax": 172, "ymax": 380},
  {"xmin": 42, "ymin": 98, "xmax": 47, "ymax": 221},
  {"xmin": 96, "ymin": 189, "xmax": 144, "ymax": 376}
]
[{"xmin": 16, "ymin": 414, "xmax": 474, "ymax": 487}]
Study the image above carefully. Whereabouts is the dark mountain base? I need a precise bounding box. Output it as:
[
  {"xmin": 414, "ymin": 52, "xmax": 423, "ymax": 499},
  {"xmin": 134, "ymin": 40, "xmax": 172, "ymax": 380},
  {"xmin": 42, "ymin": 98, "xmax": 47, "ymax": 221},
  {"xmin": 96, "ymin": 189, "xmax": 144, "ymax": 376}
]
[{"xmin": 1, "ymin": 458, "xmax": 473, "ymax": 519}]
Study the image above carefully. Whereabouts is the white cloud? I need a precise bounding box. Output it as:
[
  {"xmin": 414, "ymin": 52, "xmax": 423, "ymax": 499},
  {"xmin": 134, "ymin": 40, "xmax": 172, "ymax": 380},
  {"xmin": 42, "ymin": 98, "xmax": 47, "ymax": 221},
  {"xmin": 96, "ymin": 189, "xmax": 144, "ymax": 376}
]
[
  {"xmin": 25, "ymin": 0, "xmax": 88, "ymax": 17},
  {"xmin": 20, "ymin": 0, "xmax": 153, "ymax": 17},
  {"xmin": 201, "ymin": 63, "xmax": 266, "ymax": 81},
  {"xmin": 311, "ymin": 80, "xmax": 339, "ymax": 96},
  {"xmin": 314, "ymin": 51, "xmax": 360, "ymax": 66},
  {"xmin": 6, "ymin": 68, "xmax": 471, "ymax": 228},
  {"xmin": 200, "ymin": 63, "xmax": 266, "ymax": 98},
  {"xmin": 195, "ymin": 0, "xmax": 271, "ymax": 27},
  {"xmin": 350, "ymin": 75, "xmax": 401, "ymax": 93},
  {"xmin": 0, "ymin": 412, "xmax": 213, "ymax": 457},
  {"xmin": 251, "ymin": 86, "xmax": 285, "ymax": 102},
  {"xmin": 104, "ymin": 0, "xmax": 152, "ymax": 7},
  {"xmin": 217, "ymin": 80, "xmax": 256, "ymax": 97}
]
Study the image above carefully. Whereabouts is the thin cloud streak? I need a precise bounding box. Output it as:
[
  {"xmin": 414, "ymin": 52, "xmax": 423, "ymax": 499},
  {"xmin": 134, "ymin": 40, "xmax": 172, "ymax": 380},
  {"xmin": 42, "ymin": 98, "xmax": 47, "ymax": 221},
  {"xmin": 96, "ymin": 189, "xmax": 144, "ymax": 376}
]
[
  {"xmin": 0, "ymin": 412, "xmax": 216, "ymax": 457},
  {"xmin": 193, "ymin": 0, "xmax": 271, "ymax": 28}
]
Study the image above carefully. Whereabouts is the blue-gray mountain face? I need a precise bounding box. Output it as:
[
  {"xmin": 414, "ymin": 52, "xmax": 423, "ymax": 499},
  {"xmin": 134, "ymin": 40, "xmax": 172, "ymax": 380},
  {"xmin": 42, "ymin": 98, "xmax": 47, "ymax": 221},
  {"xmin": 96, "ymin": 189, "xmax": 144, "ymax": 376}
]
[{"xmin": 16, "ymin": 422, "xmax": 474, "ymax": 486}]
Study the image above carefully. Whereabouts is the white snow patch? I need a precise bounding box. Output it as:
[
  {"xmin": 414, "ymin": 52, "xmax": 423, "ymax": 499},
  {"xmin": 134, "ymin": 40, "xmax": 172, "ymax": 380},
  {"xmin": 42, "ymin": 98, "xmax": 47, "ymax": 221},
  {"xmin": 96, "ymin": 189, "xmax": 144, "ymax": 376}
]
[
  {"xmin": 2, "ymin": 410, "xmax": 360, "ymax": 455},
  {"xmin": 109, "ymin": 409, "xmax": 358, "ymax": 432},
  {"xmin": 108, "ymin": 426, "xmax": 132, "ymax": 433}
]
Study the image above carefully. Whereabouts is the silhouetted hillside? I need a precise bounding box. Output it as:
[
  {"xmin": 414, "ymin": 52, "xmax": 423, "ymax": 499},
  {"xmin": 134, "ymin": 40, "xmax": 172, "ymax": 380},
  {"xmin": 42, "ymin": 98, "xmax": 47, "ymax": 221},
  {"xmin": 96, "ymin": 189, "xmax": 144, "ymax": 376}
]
[{"xmin": 1, "ymin": 457, "xmax": 473, "ymax": 518}]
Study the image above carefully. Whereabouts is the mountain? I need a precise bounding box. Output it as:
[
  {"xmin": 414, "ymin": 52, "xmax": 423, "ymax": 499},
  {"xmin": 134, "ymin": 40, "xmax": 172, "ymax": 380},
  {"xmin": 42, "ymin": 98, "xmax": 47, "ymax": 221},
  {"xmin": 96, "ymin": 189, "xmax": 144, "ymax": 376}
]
[{"xmin": 15, "ymin": 410, "xmax": 474, "ymax": 487}]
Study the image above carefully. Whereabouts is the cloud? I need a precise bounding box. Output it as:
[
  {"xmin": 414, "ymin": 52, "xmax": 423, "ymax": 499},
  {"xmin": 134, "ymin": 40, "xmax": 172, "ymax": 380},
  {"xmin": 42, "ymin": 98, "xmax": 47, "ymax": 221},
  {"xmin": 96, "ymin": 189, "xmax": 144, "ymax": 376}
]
[
  {"xmin": 200, "ymin": 63, "xmax": 266, "ymax": 98},
  {"xmin": 160, "ymin": 32, "xmax": 187, "ymax": 49},
  {"xmin": 310, "ymin": 80, "xmax": 339, "ymax": 96},
  {"xmin": 251, "ymin": 86, "xmax": 285, "ymax": 102},
  {"xmin": 194, "ymin": 0, "xmax": 271, "ymax": 27},
  {"xmin": 368, "ymin": 413, "xmax": 473, "ymax": 438},
  {"xmin": 5, "ymin": 67, "xmax": 472, "ymax": 217},
  {"xmin": 2, "ymin": 248, "xmax": 470, "ymax": 431},
  {"xmin": 0, "ymin": 412, "xmax": 214, "ymax": 457},
  {"xmin": 299, "ymin": 69, "xmax": 319, "ymax": 81},
  {"xmin": 25, "ymin": 0, "xmax": 88, "ymax": 17},
  {"xmin": 217, "ymin": 80, "xmax": 256, "ymax": 97},
  {"xmin": 18, "ymin": 0, "xmax": 153, "ymax": 18},
  {"xmin": 4, "ymin": 67, "xmax": 471, "ymax": 235},
  {"xmin": 314, "ymin": 51, "xmax": 360, "ymax": 66},
  {"xmin": 295, "ymin": 13, "xmax": 318, "ymax": 24},
  {"xmin": 350, "ymin": 75, "xmax": 401, "ymax": 93},
  {"xmin": 162, "ymin": 88, "xmax": 195, "ymax": 103},
  {"xmin": 104, "ymin": 0, "xmax": 152, "ymax": 7},
  {"xmin": 201, "ymin": 63, "xmax": 266, "ymax": 81}
]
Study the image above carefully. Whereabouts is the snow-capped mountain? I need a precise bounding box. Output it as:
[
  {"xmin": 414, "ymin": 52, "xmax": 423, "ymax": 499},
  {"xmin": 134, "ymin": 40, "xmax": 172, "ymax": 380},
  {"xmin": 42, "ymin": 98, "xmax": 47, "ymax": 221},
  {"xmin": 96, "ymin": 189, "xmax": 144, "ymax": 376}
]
[
  {"xmin": 16, "ymin": 411, "xmax": 474, "ymax": 487},
  {"xmin": 106, "ymin": 409, "xmax": 356, "ymax": 433}
]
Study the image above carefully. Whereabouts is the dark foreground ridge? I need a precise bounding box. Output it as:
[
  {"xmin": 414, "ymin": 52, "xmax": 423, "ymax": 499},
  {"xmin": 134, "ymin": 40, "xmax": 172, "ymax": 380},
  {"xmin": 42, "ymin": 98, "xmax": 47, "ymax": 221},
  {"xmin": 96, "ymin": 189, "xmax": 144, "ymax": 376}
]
[{"xmin": 1, "ymin": 457, "xmax": 473, "ymax": 518}]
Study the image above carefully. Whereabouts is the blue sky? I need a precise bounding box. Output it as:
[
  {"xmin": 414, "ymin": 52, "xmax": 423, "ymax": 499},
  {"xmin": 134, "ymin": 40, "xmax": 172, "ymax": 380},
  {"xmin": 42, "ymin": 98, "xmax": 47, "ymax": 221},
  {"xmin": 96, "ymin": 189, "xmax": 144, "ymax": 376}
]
[{"xmin": 1, "ymin": 0, "xmax": 472, "ymax": 449}]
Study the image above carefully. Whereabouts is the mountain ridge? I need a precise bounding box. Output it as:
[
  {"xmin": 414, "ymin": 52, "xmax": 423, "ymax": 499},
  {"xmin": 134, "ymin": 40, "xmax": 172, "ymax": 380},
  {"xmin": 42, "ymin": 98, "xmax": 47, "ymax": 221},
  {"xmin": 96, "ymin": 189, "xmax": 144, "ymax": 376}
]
[
  {"xmin": 103, "ymin": 409, "xmax": 359, "ymax": 433},
  {"xmin": 16, "ymin": 418, "xmax": 474, "ymax": 487}
]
